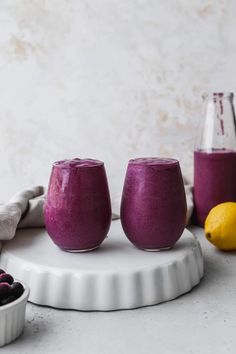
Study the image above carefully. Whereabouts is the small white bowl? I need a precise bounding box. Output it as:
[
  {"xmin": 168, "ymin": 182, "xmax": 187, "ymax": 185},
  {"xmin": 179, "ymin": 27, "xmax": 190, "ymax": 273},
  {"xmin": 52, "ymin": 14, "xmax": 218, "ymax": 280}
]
[{"xmin": 0, "ymin": 282, "xmax": 30, "ymax": 347}]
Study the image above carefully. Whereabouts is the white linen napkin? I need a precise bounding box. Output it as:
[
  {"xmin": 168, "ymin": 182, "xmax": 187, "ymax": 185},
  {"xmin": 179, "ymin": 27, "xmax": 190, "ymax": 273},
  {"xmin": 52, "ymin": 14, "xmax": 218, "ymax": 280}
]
[
  {"xmin": 0, "ymin": 186, "xmax": 46, "ymax": 241},
  {"xmin": 183, "ymin": 177, "xmax": 194, "ymax": 225},
  {"xmin": 0, "ymin": 182, "xmax": 193, "ymax": 242}
]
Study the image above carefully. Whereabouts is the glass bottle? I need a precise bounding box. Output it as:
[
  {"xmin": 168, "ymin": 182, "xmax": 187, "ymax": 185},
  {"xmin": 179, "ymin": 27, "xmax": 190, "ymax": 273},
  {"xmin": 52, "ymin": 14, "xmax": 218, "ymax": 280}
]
[{"xmin": 193, "ymin": 92, "xmax": 236, "ymax": 226}]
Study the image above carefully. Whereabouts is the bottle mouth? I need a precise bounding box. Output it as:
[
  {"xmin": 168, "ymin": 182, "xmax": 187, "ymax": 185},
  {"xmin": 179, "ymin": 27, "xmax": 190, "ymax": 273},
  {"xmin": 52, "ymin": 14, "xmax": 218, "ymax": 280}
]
[{"xmin": 202, "ymin": 92, "xmax": 234, "ymax": 100}]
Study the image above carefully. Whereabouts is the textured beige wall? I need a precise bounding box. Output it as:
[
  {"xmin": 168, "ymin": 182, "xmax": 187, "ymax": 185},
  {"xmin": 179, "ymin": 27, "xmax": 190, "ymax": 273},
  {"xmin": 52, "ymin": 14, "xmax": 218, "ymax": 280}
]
[{"xmin": 0, "ymin": 0, "xmax": 235, "ymax": 200}]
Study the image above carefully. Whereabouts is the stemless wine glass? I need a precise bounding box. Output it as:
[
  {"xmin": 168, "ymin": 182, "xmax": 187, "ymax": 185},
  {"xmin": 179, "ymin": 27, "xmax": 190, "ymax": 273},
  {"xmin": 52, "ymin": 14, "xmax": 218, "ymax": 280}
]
[
  {"xmin": 44, "ymin": 158, "xmax": 112, "ymax": 252},
  {"xmin": 120, "ymin": 158, "xmax": 187, "ymax": 251}
]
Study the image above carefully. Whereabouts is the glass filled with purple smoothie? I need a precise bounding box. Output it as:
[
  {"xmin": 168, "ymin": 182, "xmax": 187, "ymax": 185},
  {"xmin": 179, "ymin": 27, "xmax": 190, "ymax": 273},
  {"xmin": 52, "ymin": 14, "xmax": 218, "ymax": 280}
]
[
  {"xmin": 44, "ymin": 158, "xmax": 112, "ymax": 252},
  {"xmin": 194, "ymin": 92, "xmax": 236, "ymax": 226},
  {"xmin": 120, "ymin": 158, "xmax": 187, "ymax": 251}
]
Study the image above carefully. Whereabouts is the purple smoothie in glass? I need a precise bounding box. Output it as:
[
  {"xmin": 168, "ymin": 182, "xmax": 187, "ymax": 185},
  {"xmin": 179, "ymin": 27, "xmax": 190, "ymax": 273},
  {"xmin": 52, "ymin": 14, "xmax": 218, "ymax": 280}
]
[
  {"xmin": 120, "ymin": 158, "xmax": 187, "ymax": 251},
  {"xmin": 194, "ymin": 150, "xmax": 236, "ymax": 226},
  {"xmin": 44, "ymin": 158, "xmax": 112, "ymax": 252}
]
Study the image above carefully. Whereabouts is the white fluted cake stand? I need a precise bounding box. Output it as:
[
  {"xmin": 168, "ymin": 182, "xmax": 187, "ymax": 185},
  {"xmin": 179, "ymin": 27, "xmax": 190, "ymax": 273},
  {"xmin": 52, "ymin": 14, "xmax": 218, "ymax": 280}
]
[{"xmin": 0, "ymin": 220, "xmax": 203, "ymax": 311}]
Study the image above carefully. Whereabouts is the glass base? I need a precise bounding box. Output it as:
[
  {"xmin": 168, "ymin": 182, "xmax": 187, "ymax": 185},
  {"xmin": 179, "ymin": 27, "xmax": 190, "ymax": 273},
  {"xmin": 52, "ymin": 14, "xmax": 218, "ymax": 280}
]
[
  {"xmin": 61, "ymin": 245, "xmax": 99, "ymax": 253},
  {"xmin": 142, "ymin": 246, "xmax": 172, "ymax": 252}
]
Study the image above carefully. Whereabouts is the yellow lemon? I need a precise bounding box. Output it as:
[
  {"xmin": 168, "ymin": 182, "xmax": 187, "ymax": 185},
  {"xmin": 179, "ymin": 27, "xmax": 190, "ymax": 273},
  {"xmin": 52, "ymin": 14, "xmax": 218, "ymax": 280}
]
[{"xmin": 204, "ymin": 202, "xmax": 236, "ymax": 251}]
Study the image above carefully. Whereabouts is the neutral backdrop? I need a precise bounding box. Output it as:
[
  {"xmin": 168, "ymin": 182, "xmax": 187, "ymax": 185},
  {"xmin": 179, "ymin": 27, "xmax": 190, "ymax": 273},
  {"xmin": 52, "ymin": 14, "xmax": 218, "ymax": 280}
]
[{"xmin": 0, "ymin": 0, "xmax": 235, "ymax": 201}]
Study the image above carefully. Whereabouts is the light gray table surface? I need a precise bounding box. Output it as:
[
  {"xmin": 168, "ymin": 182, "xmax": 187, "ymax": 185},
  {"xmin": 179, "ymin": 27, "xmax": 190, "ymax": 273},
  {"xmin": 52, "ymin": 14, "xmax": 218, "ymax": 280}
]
[{"xmin": 1, "ymin": 226, "xmax": 236, "ymax": 354}]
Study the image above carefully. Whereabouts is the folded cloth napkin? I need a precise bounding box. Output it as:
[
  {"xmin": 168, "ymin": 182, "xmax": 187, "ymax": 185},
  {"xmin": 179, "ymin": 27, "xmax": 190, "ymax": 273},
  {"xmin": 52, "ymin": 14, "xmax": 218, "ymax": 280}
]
[
  {"xmin": 0, "ymin": 182, "xmax": 193, "ymax": 242},
  {"xmin": 0, "ymin": 186, "xmax": 46, "ymax": 241},
  {"xmin": 183, "ymin": 177, "xmax": 194, "ymax": 225}
]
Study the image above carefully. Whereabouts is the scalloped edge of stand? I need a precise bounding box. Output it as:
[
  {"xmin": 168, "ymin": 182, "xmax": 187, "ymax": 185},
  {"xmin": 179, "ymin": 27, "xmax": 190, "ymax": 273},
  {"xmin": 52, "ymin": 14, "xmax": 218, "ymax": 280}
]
[{"xmin": 0, "ymin": 226, "xmax": 204, "ymax": 311}]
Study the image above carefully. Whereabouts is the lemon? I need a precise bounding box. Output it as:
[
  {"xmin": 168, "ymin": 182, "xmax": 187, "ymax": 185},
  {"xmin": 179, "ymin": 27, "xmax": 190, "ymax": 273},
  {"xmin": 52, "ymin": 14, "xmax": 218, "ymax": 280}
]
[{"xmin": 204, "ymin": 202, "xmax": 236, "ymax": 251}]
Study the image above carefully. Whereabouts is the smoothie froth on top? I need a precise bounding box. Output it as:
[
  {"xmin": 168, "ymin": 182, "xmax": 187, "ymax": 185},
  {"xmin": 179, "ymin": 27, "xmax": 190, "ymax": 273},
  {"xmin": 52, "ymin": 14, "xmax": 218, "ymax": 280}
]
[
  {"xmin": 53, "ymin": 158, "xmax": 104, "ymax": 168},
  {"xmin": 129, "ymin": 157, "xmax": 179, "ymax": 169}
]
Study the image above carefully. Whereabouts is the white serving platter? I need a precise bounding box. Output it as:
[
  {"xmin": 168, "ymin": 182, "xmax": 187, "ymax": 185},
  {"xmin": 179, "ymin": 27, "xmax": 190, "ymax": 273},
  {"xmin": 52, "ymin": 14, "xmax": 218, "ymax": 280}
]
[{"xmin": 0, "ymin": 220, "xmax": 204, "ymax": 311}]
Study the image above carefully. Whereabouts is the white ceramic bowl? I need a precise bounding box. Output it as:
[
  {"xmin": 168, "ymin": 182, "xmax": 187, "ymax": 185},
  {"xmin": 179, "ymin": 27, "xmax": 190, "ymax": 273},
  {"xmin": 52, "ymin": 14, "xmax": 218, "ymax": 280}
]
[{"xmin": 0, "ymin": 282, "xmax": 30, "ymax": 347}]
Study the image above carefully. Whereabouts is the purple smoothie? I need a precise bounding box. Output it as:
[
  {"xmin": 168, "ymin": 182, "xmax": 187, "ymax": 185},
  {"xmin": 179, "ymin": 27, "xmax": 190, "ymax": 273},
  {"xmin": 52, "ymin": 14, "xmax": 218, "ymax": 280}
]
[
  {"xmin": 44, "ymin": 158, "xmax": 112, "ymax": 252},
  {"xmin": 120, "ymin": 158, "xmax": 187, "ymax": 250},
  {"xmin": 194, "ymin": 150, "xmax": 236, "ymax": 226}
]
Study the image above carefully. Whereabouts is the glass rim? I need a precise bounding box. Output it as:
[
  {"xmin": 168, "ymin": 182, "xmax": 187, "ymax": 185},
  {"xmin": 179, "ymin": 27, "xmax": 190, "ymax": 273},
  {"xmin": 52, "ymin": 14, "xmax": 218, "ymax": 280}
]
[
  {"xmin": 128, "ymin": 157, "xmax": 179, "ymax": 169},
  {"xmin": 53, "ymin": 158, "xmax": 104, "ymax": 169}
]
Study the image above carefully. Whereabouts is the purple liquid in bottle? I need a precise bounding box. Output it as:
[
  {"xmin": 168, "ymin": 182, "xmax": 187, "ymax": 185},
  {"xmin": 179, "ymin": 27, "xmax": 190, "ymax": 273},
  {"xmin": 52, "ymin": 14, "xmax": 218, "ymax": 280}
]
[
  {"xmin": 193, "ymin": 92, "xmax": 236, "ymax": 226},
  {"xmin": 120, "ymin": 158, "xmax": 187, "ymax": 251},
  {"xmin": 194, "ymin": 150, "xmax": 236, "ymax": 226},
  {"xmin": 44, "ymin": 158, "xmax": 112, "ymax": 252}
]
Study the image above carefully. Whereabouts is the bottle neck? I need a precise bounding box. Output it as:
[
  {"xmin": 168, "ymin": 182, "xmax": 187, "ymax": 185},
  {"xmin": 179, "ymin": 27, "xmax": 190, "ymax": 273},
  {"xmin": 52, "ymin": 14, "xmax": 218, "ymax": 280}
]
[
  {"xmin": 195, "ymin": 93, "xmax": 236, "ymax": 152},
  {"xmin": 202, "ymin": 92, "xmax": 234, "ymax": 101}
]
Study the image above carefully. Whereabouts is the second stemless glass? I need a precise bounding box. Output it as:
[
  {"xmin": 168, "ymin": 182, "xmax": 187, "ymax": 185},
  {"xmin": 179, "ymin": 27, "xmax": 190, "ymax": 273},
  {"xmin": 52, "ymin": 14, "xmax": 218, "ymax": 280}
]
[
  {"xmin": 44, "ymin": 158, "xmax": 112, "ymax": 252},
  {"xmin": 120, "ymin": 158, "xmax": 187, "ymax": 251}
]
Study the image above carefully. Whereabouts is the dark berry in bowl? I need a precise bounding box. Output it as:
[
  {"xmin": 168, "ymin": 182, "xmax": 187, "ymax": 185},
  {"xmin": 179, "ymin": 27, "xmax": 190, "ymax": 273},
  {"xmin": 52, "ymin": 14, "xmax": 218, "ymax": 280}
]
[
  {"xmin": 1, "ymin": 295, "xmax": 16, "ymax": 306},
  {"xmin": 0, "ymin": 282, "xmax": 12, "ymax": 301},
  {"xmin": 0, "ymin": 273, "xmax": 14, "ymax": 285},
  {"xmin": 12, "ymin": 282, "xmax": 24, "ymax": 299},
  {"xmin": 0, "ymin": 269, "xmax": 25, "ymax": 307}
]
